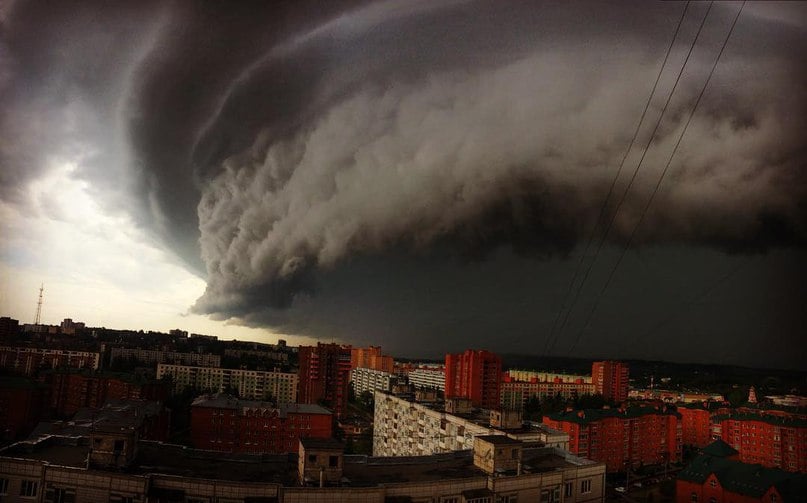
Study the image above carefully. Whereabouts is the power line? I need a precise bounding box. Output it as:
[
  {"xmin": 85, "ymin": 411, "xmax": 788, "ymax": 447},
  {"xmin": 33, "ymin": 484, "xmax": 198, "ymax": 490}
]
[
  {"xmin": 625, "ymin": 255, "xmax": 755, "ymax": 353},
  {"xmin": 547, "ymin": 1, "xmax": 714, "ymax": 355},
  {"xmin": 567, "ymin": 1, "xmax": 747, "ymax": 354},
  {"xmin": 542, "ymin": 1, "xmax": 692, "ymax": 356}
]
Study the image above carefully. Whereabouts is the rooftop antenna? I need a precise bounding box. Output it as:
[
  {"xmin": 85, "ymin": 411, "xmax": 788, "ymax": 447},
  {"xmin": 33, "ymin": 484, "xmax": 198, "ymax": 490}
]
[{"xmin": 34, "ymin": 283, "xmax": 44, "ymax": 325}]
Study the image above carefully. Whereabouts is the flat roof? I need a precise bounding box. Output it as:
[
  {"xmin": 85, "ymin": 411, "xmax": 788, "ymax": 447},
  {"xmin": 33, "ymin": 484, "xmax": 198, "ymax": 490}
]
[
  {"xmin": 0, "ymin": 437, "xmax": 592, "ymax": 487},
  {"xmin": 299, "ymin": 438, "xmax": 344, "ymax": 450},
  {"xmin": 475, "ymin": 435, "xmax": 522, "ymax": 446}
]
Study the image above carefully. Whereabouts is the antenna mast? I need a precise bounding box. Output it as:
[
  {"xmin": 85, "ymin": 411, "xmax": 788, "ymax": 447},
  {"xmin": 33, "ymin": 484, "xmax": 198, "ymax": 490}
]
[{"xmin": 34, "ymin": 283, "xmax": 44, "ymax": 325}]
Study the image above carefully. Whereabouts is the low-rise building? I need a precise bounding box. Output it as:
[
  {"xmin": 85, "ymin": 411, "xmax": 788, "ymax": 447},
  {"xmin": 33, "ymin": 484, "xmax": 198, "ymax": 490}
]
[
  {"xmin": 157, "ymin": 363, "xmax": 298, "ymax": 402},
  {"xmin": 676, "ymin": 440, "xmax": 807, "ymax": 502},
  {"xmin": 0, "ymin": 377, "xmax": 48, "ymax": 443},
  {"xmin": 190, "ymin": 393, "xmax": 333, "ymax": 454}
]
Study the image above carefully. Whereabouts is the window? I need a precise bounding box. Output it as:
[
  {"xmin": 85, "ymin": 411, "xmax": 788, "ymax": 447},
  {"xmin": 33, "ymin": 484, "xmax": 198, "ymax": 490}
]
[
  {"xmin": 329, "ymin": 455, "xmax": 339, "ymax": 467},
  {"xmin": 709, "ymin": 499, "xmax": 717, "ymax": 503},
  {"xmin": 709, "ymin": 479, "xmax": 717, "ymax": 488},
  {"xmin": 0, "ymin": 478, "xmax": 7, "ymax": 495},
  {"xmin": 20, "ymin": 480, "xmax": 39, "ymax": 498},
  {"xmin": 45, "ymin": 487, "xmax": 76, "ymax": 503},
  {"xmin": 690, "ymin": 493, "xmax": 698, "ymax": 502},
  {"xmin": 308, "ymin": 454, "xmax": 317, "ymax": 462},
  {"xmin": 564, "ymin": 482, "xmax": 573, "ymax": 497},
  {"xmin": 581, "ymin": 479, "xmax": 592, "ymax": 494}
]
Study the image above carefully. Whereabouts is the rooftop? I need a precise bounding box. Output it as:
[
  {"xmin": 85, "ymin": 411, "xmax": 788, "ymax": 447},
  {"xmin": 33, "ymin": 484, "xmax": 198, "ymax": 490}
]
[
  {"xmin": 678, "ymin": 447, "xmax": 807, "ymax": 498},
  {"xmin": 192, "ymin": 393, "xmax": 331, "ymax": 416},
  {"xmin": 475, "ymin": 435, "xmax": 522, "ymax": 446},
  {"xmin": 547, "ymin": 405, "xmax": 681, "ymax": 424},
  {"xmin": 0, "ymin": 436, "xmax": 591, "ymax": 488},
  {"xmin": 29, "ymin": 400, "xmax": 163, "ymax": 438}
]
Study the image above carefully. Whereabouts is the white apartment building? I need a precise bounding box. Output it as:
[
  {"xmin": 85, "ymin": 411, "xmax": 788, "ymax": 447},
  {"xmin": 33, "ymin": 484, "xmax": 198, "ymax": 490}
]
[
  {"xmin": 157, "ymin": 364, "xmax": 298, "ymax": 403},
  {"xmin": 407, "ymin": 367, "xmax": 445, "ymax": 391},
  {"xmin": 350, "ymin": 367, "xmax": 397, "ymax": 396},
  {"xmin": 111, "ymin": 347, "xmax": 221, "ymax": 367},
  {"xmin": 373, "ymin": 392, "xmax": 571, "ymax": 458}
]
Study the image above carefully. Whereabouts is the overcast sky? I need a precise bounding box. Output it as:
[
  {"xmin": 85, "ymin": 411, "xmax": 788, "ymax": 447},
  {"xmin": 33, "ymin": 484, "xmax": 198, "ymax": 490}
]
[{"xmin": 1, "ymin": 1, "xmax": 805, "ymax": 368}]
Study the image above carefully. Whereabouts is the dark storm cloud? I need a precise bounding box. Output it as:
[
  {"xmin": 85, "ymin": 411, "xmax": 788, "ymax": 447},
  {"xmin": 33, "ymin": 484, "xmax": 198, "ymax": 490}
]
[{"xmin": 2, "ymin": 1, "xmax": 805, "ymax": 366}]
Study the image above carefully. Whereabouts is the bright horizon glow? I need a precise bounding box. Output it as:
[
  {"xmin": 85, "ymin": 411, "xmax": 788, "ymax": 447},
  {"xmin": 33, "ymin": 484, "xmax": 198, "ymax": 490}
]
[{"xmin": 0, "ymin": 162, "xmax": 320, "ymax": 346}]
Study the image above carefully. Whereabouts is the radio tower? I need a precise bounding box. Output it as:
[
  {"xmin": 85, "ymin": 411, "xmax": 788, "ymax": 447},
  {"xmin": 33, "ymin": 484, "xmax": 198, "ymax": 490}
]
[{"xmin": 34, "ymin": 283, "xmax": 44, "ymax": 325}]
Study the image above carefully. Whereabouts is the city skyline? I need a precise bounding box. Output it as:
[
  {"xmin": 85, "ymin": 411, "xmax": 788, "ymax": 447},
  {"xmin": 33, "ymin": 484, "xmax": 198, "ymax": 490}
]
[{"xmin": 1, "ymin": 1, "xmax": 805, "ymax": 369}]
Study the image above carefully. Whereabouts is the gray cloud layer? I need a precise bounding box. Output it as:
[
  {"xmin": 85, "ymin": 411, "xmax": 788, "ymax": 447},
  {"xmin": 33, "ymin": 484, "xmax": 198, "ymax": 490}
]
[{"xmin": 2, "ymin": 1, "xmax": 805, "ymax": 367}]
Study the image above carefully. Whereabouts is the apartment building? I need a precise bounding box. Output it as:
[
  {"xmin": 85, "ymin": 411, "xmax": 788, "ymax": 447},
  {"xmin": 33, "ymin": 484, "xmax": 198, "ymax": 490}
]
[
  {"xmin": 501, "ymin": 372, "xmax": 596, "ymax": 409},
  {"xmin": 445, "ymin": 349, "xmax": 502, "ymax": 409},
  {"xmin": 110, "ymin": 347, "xmax": 221, "ymax": 367},
  {"xmin": 350, "ymin": 346, "xmax": 394, "ymax": 373},
  {"xmin": 714, "ymin": 411, "xmax": 807, "ymax": 472},
  {"xmin": 41, "ymin": 369, "xmax": 169, "ymax": 417},
  {"xmin": 543, "ymin": 405, "xmax": 682, "ymax": 473},
  {"xmin": 373, "ymin": 391, "xmax": 570, "ymax": 458},
  {"xmin": 350, "ymin": 367, "xmax": 397, "ymax": 396},
  {"xmin": 298, "ymin": 343, "xmax": 351, "ymax": 417},
  {"xmin": 408, "ymin": 367, "xmax": 446, "ymax": 391},
  {"xmin": 0, "ymin": 431, "xmax": 606, "ymax": 503},
  {"xmin": 157, "ymin": 363, "xmax": 298, "ymax": 403},
  {"xmin": 0, "ymin": 346, "xmax": 100, "ymax": 375},
  {"xmin": 591, "ymin": 361, "xmax": 629, "ymax": 403},
  {"xmin": 191, "ymin": 393, "xmax": 332, "ymax": 454}
]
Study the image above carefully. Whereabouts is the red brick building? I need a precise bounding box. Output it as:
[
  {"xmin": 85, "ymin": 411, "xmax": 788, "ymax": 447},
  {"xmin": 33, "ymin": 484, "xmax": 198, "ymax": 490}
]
[
  {"xmin": 0, "ymin": 377, "xmax": 49, "ymax": 442},
  {"xmin": 591, "ymin": 360, "xmax": 629, "ymax": 403},
  {"xmin": 543, "ymin": 405, "xmax": 682, "ymax": 473},
  {"xmin": 298, "ymin": 343, "xmax": 352, "ymax": 418},
  {"xmin": 350, "ymin": 346, "xmax": 394, "ymax": 373},
  {"xmin": 444, "ymin": 349, "xmax": 502, "ymax": 409},
  {"xmin": 191, "ymin": 393, "xmax": 333, "ymax": 454},
  {"xmin": 678, "ymin": 402, "xmax": 732, "ymax": 448},
  {"xmin": 41, "ymin": 370, "xmax": 169, "ymax": 417},
  {"xmin": 676, "ymin": 440, "xmax": 807, "ymax": 502},
  {"xmin": 713, "ymin": 412, "xmax": 807, "ymax": 473}
]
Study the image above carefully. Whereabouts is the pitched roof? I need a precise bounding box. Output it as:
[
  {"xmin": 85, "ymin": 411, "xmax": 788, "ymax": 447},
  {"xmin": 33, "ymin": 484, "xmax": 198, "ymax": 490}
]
[
  {"xmin": 699, "ymin": 439, "xmax": 737, "ymax": 458},
  {"xmin": 678, "ymin": 442, "xmax": 807, "ymax": 498}
]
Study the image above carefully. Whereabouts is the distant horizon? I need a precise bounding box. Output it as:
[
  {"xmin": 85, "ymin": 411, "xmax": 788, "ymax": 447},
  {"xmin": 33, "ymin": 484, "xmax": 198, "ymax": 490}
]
[{"xmin": 4, "ymin": 311, "xmax": 805, "ymax": 375}]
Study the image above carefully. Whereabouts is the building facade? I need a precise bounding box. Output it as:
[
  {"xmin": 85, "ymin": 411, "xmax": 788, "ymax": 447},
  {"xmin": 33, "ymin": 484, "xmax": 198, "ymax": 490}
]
[
  {"xmin": 373, "ymin": 392, "xmax": 571, "ymax": 458},
  {"xmin": 408, "ymin": 367, "xmax": 446, "ymax": 391},
  {"xmin": 445, "ymin": 349, "xmax": 502, "ymax": 409},
  {"xmin": 157, "ymin": 363, "xmax": 298, "ymax": 403},
  {"xmin": 110, "ymin": 347, "xmax": 221, "ymax": 367},
  {"xmin": 41, "ymin": 370, "xmax": 169, "ymax": 417},
  {"xmin": 191, "ymin": 393, "xmax": 332, "ymax": 454},
  {"xmin": 349, "ymin": 346, "xmax": 393, "ymax": 373},
  {"xmin": 501, "ymin": 372, "xmax": 596, "ymax": 409},
  {"xmin": 676, "ymin": 440, "xmax": 807, "ymax": 503},
  {"xmin": 543, "ymin": 406, "xmax": 682, "ymax": 473},
  {"xmin": 298, "ymin": 343, "xmax": 351, "ymax": 418},
  {"xmin": 714, "ymin": 412, "xmax": 807, "ymax": 473},
  {"xmin": 0, "ymin": 432, "xmax": 606, "ymax": 503},
  {"xmin": 349, "ymin": 367, "xmax": 397, "ymax": 396},
  {"xmin": 591, "ymin": 361, "xmax": 629, "ymax": 403},
  {"xmin": 0, "ymin": 346, "xmax": 100, "ymax": 376}
]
